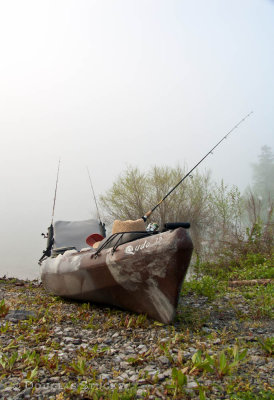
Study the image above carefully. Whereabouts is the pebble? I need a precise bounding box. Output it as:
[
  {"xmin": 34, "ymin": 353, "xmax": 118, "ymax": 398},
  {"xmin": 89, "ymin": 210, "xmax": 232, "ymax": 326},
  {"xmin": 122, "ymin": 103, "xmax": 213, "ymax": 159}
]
[
  {"xmin": 158, "ymin": 355, "xmax": 170, "ymax": 365},
  {"xmin": 187, "ymin": 381, "xmax": 198, "ymax": 388},
  {"xmin": 116, "ymin": 373, "xmax": 127, "ymax": 382},
  {"xmin": 100, "ymin": 373, "xmax": 110, "ymax": 380},
  {"xmin": 129, "ymin": 374, "xmax": 138, "ymax": 382},
  {"xmin": 250, "ymin": 355, "xmax": 265, "ymax": 365},
  {"xmin": 119, "ymin": 361, "xmax": 129, "ymax": 368},
  {"xmin": 202, "ymin": 326, "xmax": 211, "ymax": 333}
]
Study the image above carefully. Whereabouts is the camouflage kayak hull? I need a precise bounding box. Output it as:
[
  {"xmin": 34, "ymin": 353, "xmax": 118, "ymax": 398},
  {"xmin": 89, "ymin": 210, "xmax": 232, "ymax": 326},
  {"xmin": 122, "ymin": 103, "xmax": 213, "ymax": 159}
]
[{"xmin": 41, "ymin": 228, "xmax": 193, "ymax": 323}]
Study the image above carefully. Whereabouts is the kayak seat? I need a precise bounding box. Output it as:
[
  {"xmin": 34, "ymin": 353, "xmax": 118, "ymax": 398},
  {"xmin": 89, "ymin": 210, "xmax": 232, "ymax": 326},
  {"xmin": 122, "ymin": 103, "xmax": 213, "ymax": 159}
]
[{"xmin": 53, "ymin": 219, "xmax": 105, "ymax": 252}]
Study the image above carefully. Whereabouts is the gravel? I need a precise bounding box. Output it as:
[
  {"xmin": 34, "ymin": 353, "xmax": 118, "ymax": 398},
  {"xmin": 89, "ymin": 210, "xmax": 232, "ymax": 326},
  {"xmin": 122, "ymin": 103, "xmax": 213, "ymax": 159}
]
[{"xmin": 0, "ymin": 277, "xmax": 273, "ymax": 399}]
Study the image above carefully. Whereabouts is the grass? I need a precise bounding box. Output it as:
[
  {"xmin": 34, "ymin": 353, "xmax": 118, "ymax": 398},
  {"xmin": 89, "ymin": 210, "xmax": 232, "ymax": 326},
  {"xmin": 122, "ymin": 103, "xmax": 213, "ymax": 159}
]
[
  {"xmin": 181, "ymin": 275, "xmax": 225, "ymax": 301},
  {"xmin": 230, "ymin": 390, "xmax": 274, "ymax": 400},
  {"xmin": 193, "ymin": 252, "xmax": 274, "ymax": 282}
]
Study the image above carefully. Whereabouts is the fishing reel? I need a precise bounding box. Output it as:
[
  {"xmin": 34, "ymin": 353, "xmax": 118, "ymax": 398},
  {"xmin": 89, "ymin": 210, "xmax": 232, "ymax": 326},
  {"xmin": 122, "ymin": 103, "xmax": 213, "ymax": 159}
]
[{"xmin": 146, "ymin": 222, "xmax": 159, "ymax": 232}]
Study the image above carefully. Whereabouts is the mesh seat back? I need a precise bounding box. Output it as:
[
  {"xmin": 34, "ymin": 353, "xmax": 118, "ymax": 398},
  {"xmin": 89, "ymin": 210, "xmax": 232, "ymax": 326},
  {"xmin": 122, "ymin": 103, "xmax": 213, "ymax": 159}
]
[{"xmin": 53, "ymin": 219, "xmax": 103, "ymax": 251}]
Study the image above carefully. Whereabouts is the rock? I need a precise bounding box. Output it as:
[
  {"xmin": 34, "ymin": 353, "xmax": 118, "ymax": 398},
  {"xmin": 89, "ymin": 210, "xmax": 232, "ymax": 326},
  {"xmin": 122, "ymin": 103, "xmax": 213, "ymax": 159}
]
[
  {"xmin": 129, "ymin": 374, "xmax": 139, "ymax": 382},
  {"xmin": 120, "ymin": 361, "xmax": 129, "ymax": 369},
  {"xmin": 100, "ymin": 373, "xmax": 111, "ymax": 380},
  {"xmin": 250, "ymin": 355, "xmax": 265, "ymax": 365},
  {"xmin": 188, "ymin": 347, "xmax": 197, "ymax": 353},
  {"xmin": 137, "ymin": 388, "xmax": 147, "ymax": 397},
  {"xmin": 137, "ymin": 344, "xmax": 148, "ymax": 352},
  {"xmin": 187, "ymin": 381, "xmax": 198, "ymax": 389},
  {"xmin": 163, "ymin": 368, "xmax": 172, "ymax": 377},
  {"xmin": 157, "ymin": 373, "xmax": 166, "ymax": 381},
  {"xmin": 119, "ymin": 372, "xmax": 129, "ymax": 380},
  {"xmin": 48, "ymin": 376, "xmax": 60, "ymax": 382},
  {"xmin": 98, "ymin": 365, "xmax": 107, "ymax": 373},
  {"xmin": 5, "ymin": 309, "xmax": 36, "ymax": 322},
  {"xmin": 158, "ymin": 355, "xmax": 170, "ymax": 365}
]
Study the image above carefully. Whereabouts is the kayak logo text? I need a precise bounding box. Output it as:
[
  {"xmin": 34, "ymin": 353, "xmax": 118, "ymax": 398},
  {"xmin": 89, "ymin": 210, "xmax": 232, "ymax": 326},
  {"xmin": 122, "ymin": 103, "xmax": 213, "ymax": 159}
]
[{"xmin": 125, "ymin": 236, "xmax": 163, "ymax": 255}]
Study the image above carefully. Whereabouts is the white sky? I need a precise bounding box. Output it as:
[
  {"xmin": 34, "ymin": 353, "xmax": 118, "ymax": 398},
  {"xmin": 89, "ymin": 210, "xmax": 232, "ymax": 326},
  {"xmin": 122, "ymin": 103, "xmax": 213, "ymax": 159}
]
[{"xmin": 0, "ymin": 0, "xmax": 273, "ymax": 278}]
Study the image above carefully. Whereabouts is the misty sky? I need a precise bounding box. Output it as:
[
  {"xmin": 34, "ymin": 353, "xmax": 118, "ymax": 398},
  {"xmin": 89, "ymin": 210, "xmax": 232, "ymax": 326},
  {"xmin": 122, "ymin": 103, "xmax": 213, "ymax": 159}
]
[{"xmin": 0, "ymin": 0, "xmax": 273, "ymax": 279}]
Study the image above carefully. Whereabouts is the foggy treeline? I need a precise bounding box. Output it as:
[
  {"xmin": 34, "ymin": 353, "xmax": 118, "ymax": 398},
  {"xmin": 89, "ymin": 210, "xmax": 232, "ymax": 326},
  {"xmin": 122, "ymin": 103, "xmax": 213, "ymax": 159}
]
[{"xmin": 100, "ymin": 146, "xmax": 274, "ymax": 262}]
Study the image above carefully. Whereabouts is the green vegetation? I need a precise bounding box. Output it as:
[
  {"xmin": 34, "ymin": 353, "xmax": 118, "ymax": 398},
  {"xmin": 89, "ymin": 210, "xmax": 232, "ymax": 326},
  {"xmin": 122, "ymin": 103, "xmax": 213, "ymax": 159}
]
[
  {"xmin": 100, "ymin": 147, "xmax": 274, "ymax": 262},
  {"xmin": 166, "ymin": 367, "xmax": 187, "ymax": 397},
  {"xmin": 257, "ymin": 337, "xmax": 273, "ymax": 356},
  {"xmin": 0, "ymin": 261, "xmax": 273, "ymax": 399},
  {"xmin": 182, "ymin": 275, "xmax": 224, "ymax": 301},
  {"xmin": 190, "ymin": 346, "xmax": 248, "ymax": 377},
  {"xmin": 230, "ymin": 390, "xmax": 274, "ymax": 400},
  {"xmin": 0, "ymin": 299, "xmax": 9, "ymax": 317}
]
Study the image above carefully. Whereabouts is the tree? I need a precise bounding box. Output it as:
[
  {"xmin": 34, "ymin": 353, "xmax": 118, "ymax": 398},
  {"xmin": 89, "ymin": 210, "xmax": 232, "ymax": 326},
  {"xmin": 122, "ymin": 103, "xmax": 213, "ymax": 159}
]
[
  {"xmin": 251, "ymin": 145, "xmax": 274, "ymax": 199},
  {"xmin": 99, "ymin": 166, "xmax": 148, "ymax": 223},
  {"xmin": 100, "ymin": 165, "xmax": 214, "ymax": 252}
]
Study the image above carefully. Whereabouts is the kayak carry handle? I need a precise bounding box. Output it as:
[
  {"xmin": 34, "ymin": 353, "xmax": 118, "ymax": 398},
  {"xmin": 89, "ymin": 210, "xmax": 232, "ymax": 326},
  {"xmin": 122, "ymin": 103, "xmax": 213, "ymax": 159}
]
[{"xmin": 163, "ymin": 222, "xmax": 190, "ymax": 230}]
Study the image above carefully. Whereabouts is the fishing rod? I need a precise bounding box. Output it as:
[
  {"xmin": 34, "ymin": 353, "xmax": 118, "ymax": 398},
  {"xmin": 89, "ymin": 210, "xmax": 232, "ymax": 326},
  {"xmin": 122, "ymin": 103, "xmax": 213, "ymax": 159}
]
[
  {"xmin": 39, "ymin": 158, "xmax": 61, "ymax": 264},
  {"xmin": 87, "ymin": 167, "xmax": 102, "ymax": 224},
  {"xmin": 142, "ymin": 111, "xmax": 253, "ymax": 222},
  {"xmin": 51, "ymin": 158, "xmax": 61, "ymax": 225}
]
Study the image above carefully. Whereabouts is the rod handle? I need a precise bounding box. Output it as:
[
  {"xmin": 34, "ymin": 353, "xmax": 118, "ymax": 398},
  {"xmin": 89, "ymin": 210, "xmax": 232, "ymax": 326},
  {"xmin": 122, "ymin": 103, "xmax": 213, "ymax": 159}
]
[{"xmin": 142, "ymin": 210, "xmax": 152, "ymax": 222}]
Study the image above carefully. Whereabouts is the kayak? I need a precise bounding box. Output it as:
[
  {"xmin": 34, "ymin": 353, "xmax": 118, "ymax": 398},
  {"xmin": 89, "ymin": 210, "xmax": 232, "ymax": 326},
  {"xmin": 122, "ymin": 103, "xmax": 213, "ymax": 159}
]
[{"xmin": 41, "ymin": 226, "xmax": 193, "ymax": 323}]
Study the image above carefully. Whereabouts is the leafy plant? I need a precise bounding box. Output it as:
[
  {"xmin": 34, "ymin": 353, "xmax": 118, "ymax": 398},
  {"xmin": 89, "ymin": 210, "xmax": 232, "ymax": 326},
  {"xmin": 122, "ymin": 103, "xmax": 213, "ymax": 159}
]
[
  {"xmin": 121, "ymin": 313, "xmax": 148, "ymax": 328},
  {"xmin": 41, "ymin": 353, "xmax": 59, "ymax": 372},
  {"xmin": 0, "ymin": 351, "xmax": 20, "ymax": 371},
  {"xmin": 165, "ymin": 367, "xmax": 187, "ymax": 397},
  {"xmin": 230, "ymin": 390, "xmax": 274, "ymax": 399},
  {"xmin": 182, "ymin": 276, "xmax": 221, "ymax": 301},
  {"xmin": 127, "ymin": 349, "xmax": 151, "ymax": 366},
  {"xmin": 22, "ymin": 350, "xmax": 40, "ymax": 368},
  {"xmin": 77, "ymin": 344, "xmax": 109, "ymax": 360},
  {"xmin": 257, "ymin": 337, "xmax": 273, "ymax": 355},
  {"xmin": 190, "ymin": 346, "xmax": 247, "ymax": 378},
  {"xmin": 159, "ymin": 342, "xmax": 175, "ymax": 364},
  {"xmin": 0, "ymin": 321, "xmax": 10, "ymax": 333},
  {"xmin": 26, "ymin": 365, "xmax": 38, "ymax": 381},
  {"xmin": 190, "ymin": 350, "xmax": 214, "ymax": 374},
  {"xmin": 0, "ymin": 299, "xmax": 9, "ymax": 317},
  {"xmin": 240, "ymin": 284, "xmax": 273, "ymax": 320},
  {"xmin": 68, "ymin": 357, "xmax": 96, "ymax": 376},
  {"xmin": 84, "ymin": 314, "xmax": 99, "ymax": 330}
]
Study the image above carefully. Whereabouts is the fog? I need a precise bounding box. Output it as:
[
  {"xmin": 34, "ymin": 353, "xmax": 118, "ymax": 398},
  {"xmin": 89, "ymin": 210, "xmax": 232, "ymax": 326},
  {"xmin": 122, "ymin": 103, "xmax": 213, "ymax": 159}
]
[{"xmin": 0, "ymin": 0, "xmax": 273, "ymax": 279}]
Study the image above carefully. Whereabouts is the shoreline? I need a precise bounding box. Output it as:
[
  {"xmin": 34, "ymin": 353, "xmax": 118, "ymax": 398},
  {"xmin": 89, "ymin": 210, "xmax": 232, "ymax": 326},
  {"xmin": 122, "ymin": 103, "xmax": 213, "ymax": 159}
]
[{"xmin": 0, "ymin": 276, "xmax": 273, "ymax": 399}]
